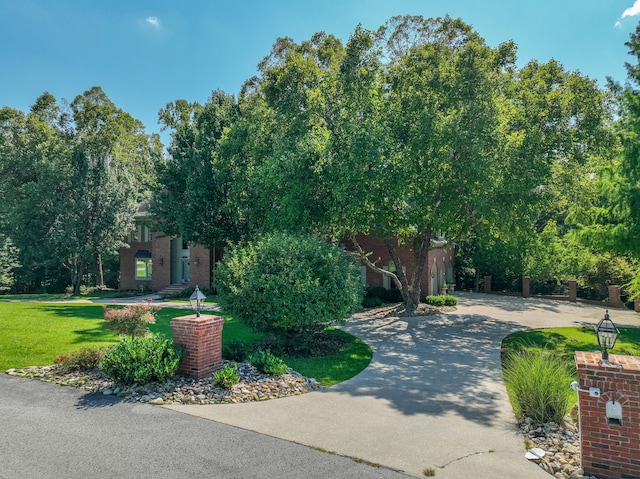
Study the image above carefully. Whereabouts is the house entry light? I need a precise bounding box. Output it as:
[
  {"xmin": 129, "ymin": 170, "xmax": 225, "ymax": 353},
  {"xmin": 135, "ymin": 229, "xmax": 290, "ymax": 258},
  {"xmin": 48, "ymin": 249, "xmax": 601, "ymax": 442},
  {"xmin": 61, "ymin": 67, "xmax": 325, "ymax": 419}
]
[
  {"xmin": 595, "ymin": 310, "xmax": 619, "ymax": 362},
  {"xmin": 189, "ymin": 285, "xmax": 206, "ymax": 318}
]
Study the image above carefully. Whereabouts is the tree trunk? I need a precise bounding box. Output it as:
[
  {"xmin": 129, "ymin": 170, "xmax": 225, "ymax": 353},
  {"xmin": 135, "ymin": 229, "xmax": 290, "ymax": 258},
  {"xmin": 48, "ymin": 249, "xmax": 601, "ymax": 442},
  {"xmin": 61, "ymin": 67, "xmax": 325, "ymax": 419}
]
[{"xmin": 95, "ymin": 253, "xmax": 105, "ymax": 289}]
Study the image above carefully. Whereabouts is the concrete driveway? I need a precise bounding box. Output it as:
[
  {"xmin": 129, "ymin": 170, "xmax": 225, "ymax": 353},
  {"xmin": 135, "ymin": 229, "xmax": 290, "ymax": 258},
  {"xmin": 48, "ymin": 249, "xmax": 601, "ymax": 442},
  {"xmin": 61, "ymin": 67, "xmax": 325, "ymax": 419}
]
[{"xmin": 166, "ymin": 293, "xmax": 639, "ymax": 478}]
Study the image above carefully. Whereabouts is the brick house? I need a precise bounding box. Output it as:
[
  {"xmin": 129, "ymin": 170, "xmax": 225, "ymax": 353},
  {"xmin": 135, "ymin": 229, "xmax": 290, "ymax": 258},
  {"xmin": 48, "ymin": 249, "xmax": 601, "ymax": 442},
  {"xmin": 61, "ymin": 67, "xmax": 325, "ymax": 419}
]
[
  {"xmin": 120, "ymin": 213, "xmax": 454, "ymax": 297},
  {"xmin": 118, "ymin": 209, "xmax": 222, "ymax": 294},
  {"xmin": 346, "ymin": 234, "xmax": 455, "ymax": 297}
]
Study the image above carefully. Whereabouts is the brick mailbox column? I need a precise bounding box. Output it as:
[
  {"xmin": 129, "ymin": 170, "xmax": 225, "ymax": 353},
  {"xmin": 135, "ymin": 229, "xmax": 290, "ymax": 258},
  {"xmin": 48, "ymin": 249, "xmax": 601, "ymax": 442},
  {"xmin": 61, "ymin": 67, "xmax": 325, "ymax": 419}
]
[
  {"xmin": 170, "ymin": 314, "xmax": 224, "ymax": 379},
  {"xmin": 575, "ymin": 351, "xmax": 640, "ymax": 479},
  {"xmin": 568, "ymin": 280, "xmax": 577, "ymax": 302}
]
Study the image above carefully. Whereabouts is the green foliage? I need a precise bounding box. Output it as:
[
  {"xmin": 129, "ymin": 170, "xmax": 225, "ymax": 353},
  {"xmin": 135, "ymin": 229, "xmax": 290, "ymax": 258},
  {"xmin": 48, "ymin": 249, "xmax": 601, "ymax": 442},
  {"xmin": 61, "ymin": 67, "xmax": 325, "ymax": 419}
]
[
  {"xmin": 53, "ymin": 346, "xmax": 105, "ymax": 370},
  {"xmin": 362, "ymin": 296, "xmax": 383, "ymax": 308},
  {"xmin": 102, "ymin": 303, "xmax": 158, "ymax": 339},
  {"xmin": 423, "ymin": 295, "xmax": 458, "ymax": 306},
  {"xmin": 364, "ymin": 286, "xmax": 402, "ymax": 304},
  {"xmin": 0, "ymin": 235, "xmax": 19, "ymax": 292},
  {"xmin": 579, "ymin": 253, "xmax": 635, "ymax": 301},
  {"xmin": 502, "ymin": 351, "xmax": 574, "ymax": 425},
  {"xmin": 213, "ymin": 363, "xmax": 240, "ymax": 388},
  {"xmin": 0, "ymin": 88, "xmax": 161, "ymax": 294},
  {"xmin": 248, "ymin": 350, "xmax": 289, "ymax": 376},
  {"xmin": 217, "ymin": 233, "xmax": 363, "ymax": 347},
  {"xmin": 102, "ymin": 334, "xmax": 182, "ymax": 385},
  {"xmin": 222, "ymin": 339, "xmax": 250, "ymax": 362}
]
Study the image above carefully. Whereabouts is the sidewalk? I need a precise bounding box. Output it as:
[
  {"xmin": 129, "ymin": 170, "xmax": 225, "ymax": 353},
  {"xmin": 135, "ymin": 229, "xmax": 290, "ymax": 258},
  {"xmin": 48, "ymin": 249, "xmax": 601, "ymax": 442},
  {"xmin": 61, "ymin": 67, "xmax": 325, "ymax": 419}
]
[{"xmin": 165, "ymin": 293, "xmax": 638, "ymax": 478}]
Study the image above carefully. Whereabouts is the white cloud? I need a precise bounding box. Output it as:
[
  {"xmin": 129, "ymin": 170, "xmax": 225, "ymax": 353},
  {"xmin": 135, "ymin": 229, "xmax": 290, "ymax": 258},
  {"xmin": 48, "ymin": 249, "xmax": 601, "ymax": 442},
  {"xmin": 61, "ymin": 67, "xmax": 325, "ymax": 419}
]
[
  {"xmin": 622, "ymin": 1, "xmax": 640, "ymax": 18},
  {"xmin": 145, "ymin": 16, "xmax": 160, "ymax": 28}
]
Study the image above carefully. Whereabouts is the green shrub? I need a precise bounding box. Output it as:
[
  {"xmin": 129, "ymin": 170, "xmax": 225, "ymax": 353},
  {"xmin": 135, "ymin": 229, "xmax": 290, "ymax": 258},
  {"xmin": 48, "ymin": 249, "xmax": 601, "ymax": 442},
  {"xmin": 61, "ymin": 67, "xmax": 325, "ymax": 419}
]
[
  {"xmin": 423, "ymin": 295, "xmax": 457, "ymax": 306},
  {"xmin": 248, "ymin": 350, "xmax": 289, "ymax": 376},
  {"xmin": 367, "ymin": 287, "xmax": 388, "ymax": 301},
  {"xmin": 385, "ymin": 288, "xmax": 403, "ymax": 303},
  {"xmin": 362, "ymin": 296, "xmax": 383, "ymax": 308},
  {"xmin": 102, "ymin": 334, "xmax": 182, "ymax": 385},
  {"xmin": 502, "ymin": 350, "xmax": 573, "ymax": 425},
  {"xmin": 102, "ymin": 302, "xmax": 158, "ymax": 339},
  {"xmin": 213, "ymin": 363, "xmax": 240, "ymax": 388},
  {"xmin": 222, "ymin": 339, "xmax": 250, "ymax": 362},
  {"xmin": 217, "ymin": 233, "xmax": 363, "ymax": 348},
  {"xmin": 54, "ymin": 346, "xmax": 104, "ymax": 370}
]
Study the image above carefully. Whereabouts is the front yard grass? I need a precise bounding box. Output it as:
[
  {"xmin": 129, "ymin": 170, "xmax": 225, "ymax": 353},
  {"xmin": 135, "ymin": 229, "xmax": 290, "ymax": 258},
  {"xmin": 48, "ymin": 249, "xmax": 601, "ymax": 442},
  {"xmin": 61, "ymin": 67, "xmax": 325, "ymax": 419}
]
[
  {"xmin": 0, "ymin": 302, "xmax": 370, "ymax": 386},
  {"xmin": 502, "ymin": 326, "xmax": 640, "ymax": 367}
]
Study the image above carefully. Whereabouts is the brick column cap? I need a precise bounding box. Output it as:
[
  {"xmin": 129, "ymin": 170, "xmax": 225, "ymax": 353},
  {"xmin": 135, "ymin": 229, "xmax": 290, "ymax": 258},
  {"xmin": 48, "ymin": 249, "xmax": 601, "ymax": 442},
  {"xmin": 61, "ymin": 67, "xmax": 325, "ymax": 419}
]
[
  {"xmin": 170, "ymin": 314, "xmax": 224, "ymax": 324},
  {"xmin": 575, "ymin": 351, "xmax": 640, "ymax": 372}
]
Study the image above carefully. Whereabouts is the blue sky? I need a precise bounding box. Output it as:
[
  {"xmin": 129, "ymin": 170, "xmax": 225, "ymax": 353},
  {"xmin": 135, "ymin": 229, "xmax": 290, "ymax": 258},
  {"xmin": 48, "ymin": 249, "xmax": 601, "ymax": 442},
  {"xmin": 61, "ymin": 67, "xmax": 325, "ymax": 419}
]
[{"xmin": 2, "ymin": 0, "xmax": 640, "ymax": 146}]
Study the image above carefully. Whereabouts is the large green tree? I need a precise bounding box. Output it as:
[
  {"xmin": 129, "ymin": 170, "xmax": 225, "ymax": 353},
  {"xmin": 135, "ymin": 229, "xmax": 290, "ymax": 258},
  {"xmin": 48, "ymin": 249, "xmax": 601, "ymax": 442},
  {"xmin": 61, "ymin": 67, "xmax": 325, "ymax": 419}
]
[
  {"xmin": 222, "ymin": 16, "xmax": 610, "ymax": 313},
  {"xmin": 152, "ymin": 90, "xmax": 243, "ymax": 250},
  {"xmin": 0, "ymin": 88, "xmax": 160, "ymax": 294},
  {"xmin": 568, "ymin": 23, "xmax": 640, "ymax": 298}
]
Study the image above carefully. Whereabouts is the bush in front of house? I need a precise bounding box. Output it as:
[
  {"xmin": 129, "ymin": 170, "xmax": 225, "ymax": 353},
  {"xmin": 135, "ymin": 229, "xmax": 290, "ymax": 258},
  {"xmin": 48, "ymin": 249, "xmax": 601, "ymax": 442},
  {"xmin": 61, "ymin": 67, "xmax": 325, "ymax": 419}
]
[
  {"xmin": 248, "ymin": 350, "xmax": 288, "ymax": 376},
  {"xmin": 102, "ymin": 334, "xmax": 182, "ymax": 385},
  {"xmin": 222, "ymin": 339, "xmax": 251, "ymax": 362},
  {"xmin": 217, "ymin": 233, "xmax": 363, "ymax": 353},
  {"xmin": 502, "ymin": 350, "xmax": 573, "ymax": 425},
  {"xmin": 423, "ymin": 295, "xmax": 458, "ymax": 306},
  {"xmin": 54, "ymin": 346, "xmax": 105, "ymax": 371},
  {"xmin": 213, "ymin": 363, "xmax": 241, "ymax": 388}
]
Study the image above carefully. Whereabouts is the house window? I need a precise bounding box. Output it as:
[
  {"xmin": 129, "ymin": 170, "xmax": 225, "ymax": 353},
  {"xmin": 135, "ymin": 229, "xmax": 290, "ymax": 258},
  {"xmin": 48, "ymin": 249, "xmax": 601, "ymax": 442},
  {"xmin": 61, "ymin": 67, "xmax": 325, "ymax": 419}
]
[
  {"xmin": 134, "ymin": 250, "xmax": 152, "ymax": 280},
  {"xmin": 128, "ymin": 225, "xmax": 151, "ymax": 243}
]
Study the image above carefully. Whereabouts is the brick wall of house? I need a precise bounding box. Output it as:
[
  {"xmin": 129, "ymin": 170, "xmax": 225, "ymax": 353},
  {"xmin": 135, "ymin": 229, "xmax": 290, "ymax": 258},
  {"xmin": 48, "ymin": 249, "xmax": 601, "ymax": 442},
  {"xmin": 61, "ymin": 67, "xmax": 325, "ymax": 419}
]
[
  {"xmin": 189, "ymin": 244, "xmax": 211, "ymax": 290},
  {"xmin": 575, "ymin": 351, "xmax": 640, "ymax": 479},
  {"xmin": 119, "ymin": 238, "xmax": 152, "ymax": 291},
  {"xmin": 151, "ymin": 234, "xmax": 171, "ymax": 292},
  {"xmin": 347, "ymin": 234, "xmax": 455, "ymax": 297}
]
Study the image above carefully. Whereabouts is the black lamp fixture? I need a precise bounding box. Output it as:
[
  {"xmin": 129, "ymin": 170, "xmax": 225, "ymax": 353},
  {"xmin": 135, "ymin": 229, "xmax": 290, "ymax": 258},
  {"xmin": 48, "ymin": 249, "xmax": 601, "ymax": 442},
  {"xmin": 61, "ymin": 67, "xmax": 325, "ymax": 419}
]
[
  {"xmin": 595, "ymin": 310, "xmax": 619, "ymax": 362},
  {"xmin": 189, "ymin": 285, "xmax": 206, "ymax": 318}
]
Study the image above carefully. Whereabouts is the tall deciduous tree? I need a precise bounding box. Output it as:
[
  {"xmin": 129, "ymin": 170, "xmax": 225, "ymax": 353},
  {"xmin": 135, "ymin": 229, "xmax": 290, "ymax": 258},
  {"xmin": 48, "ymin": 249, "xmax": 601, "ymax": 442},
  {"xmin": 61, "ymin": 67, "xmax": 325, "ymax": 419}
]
[
  {"xmin": 225, "ymin": 16, "xmax": 610, "ymax": 313},
  {"xmin": 0, "ymin": 88, "xmax": 160, "ymax": 294},
  {"xmin": 152, "ymin": 90, "xmax": 242, "ymax": 250},
  {"xmin": 568, "ymin": 23, "xmax": 640, "ymax": 298}
]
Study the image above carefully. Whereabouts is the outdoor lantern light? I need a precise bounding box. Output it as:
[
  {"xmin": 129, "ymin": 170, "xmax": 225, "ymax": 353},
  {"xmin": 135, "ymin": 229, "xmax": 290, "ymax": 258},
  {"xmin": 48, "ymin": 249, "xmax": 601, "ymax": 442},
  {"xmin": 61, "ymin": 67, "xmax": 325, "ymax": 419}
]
[
  {"xmin": 595, "ymin": 310, "xmax": 619, "ymax": 362},
  {"xmin": 189, "ymin": 285, "xmax": 206, "ymax": 318}
]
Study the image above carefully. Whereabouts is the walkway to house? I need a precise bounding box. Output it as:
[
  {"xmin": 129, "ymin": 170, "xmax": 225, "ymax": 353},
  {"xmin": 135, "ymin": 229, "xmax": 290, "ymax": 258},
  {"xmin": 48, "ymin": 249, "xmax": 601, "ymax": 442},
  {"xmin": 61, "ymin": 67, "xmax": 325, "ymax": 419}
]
[{"xmin": 166, "ymin": 293, "xmax": 639, "ymax": 479}]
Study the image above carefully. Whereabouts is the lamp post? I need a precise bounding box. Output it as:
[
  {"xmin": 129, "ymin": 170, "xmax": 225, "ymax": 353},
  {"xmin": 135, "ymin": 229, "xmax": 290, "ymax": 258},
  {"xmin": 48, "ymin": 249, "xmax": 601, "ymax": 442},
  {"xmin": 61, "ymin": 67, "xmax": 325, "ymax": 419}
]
[
  {"xmin": 595, "ymin": 310, "xmax": 619, "ymax": 362},
  {"xmin": 189, "ymin": 285, "xmax": 206, "ymax": 318}
]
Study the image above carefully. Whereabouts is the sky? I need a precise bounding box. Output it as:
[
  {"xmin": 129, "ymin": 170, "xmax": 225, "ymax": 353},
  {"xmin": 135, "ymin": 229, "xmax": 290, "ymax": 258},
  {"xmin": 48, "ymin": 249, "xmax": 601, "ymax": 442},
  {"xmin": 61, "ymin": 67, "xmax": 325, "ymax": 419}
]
[{"xmin": 2, "ymin": 0, "xmax": 640, "ymax": 147}]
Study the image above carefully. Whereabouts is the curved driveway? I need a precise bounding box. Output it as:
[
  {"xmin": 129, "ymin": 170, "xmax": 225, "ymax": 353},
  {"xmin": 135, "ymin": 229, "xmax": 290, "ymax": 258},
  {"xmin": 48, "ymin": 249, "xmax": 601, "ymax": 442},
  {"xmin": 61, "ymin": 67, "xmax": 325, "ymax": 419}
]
[{"xmin": 167, "ymin": 293, "xmax": 639, "ymax": 478}]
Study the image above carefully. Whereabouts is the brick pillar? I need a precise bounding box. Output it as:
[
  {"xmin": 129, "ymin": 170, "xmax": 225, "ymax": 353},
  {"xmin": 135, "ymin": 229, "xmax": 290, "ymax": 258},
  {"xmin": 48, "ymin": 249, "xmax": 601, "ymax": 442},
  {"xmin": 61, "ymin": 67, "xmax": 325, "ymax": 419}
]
[
  {"xmin": 484, "ymin": 275, "xmax": 492, "ymax": 294},
  {"xmin": 170, "ymin": 314, "xmax": 224, "ymax": 379},
  {"xmin": 522, "ymin": 276, "xmax": 530, "ymax": 298},
  {"xmin": 568, "ymin": 280, "xmax": 577, "ymax": 302},
  {"xmin": 608, "ymin": 285, "xmax": 626, "ymax": 309},
  {"xmin": 575, "ymin": 351, "xmax": 640, "ymax": 479},
  {"xmin": 635, "ymin": 298, "xmax": 640, "ymax": 313}
]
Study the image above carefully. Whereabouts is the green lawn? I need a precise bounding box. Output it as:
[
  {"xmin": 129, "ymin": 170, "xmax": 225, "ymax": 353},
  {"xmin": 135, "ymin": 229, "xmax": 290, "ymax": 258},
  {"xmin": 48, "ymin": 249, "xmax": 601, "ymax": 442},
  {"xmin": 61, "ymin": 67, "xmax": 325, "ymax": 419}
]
[
  {"xmin": 0, "ymin": 302, "xmax": 371, "ymax": 386},
  {"xmin": 502, "ymin": 326, "xmax": 640, "ymax": 370}
]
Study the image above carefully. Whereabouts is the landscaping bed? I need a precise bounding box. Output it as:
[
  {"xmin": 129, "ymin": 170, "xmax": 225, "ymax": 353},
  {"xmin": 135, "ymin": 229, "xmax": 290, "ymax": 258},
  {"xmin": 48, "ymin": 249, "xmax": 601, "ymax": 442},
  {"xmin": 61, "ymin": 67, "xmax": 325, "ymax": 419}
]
[{"xmin": 6, "ymin": 360, "xmax": 320, "ymax": 405}]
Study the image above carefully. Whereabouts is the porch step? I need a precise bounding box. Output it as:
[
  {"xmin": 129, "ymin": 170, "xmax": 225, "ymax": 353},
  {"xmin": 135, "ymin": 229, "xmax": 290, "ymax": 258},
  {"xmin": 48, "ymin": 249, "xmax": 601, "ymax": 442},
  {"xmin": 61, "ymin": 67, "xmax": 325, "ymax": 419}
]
[{"xmin": 157, "ymin": 283, "xmax": 189, "ymax": 298}]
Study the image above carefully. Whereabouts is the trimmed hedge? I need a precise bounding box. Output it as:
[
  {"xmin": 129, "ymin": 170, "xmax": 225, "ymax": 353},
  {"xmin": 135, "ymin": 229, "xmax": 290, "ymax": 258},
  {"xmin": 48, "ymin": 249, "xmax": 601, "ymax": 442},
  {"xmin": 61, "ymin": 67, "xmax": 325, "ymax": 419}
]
[{"xmin": 423, "ymin": 295, "xmax": 458, "ymax": 306}]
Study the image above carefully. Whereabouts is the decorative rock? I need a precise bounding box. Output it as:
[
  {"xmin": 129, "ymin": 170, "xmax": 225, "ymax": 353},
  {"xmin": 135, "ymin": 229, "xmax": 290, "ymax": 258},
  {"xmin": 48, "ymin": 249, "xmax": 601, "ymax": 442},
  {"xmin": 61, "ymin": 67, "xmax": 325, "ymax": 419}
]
[{"xmin": 103, "ymin": 388, "xmax": 113, "ymax": 395}]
